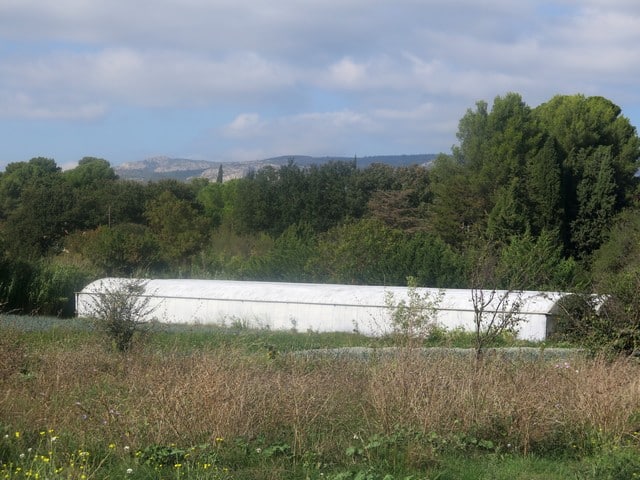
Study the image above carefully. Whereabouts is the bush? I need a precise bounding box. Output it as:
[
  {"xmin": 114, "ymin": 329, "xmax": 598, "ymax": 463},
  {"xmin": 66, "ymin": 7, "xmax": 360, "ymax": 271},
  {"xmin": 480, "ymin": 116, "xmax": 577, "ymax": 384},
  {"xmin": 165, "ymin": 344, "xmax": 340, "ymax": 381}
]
[
  {"xmin": 384, "ymin": 277, "xmax": 443, "ymax": 346},
  {"xmin": 82, "ymin": 278, "xmax": 157, "ymax": 352},
  {"xmin": 0, "ymin": 258, "xmax": 91, "ymax": 316},
  {"xmin": 551, "ymin": 294, "xmax": 600, "ymax": 343},
  {"xmin": 552, "ymin": 287, "xmax": 640, "ymax": 357},
  {"xmin": 0, "ymin": 259, "xmax": 35, "ymax": 313},
  {"xmin": 29, "ymin": 261, "xmax": 92, "ymax": 316}
]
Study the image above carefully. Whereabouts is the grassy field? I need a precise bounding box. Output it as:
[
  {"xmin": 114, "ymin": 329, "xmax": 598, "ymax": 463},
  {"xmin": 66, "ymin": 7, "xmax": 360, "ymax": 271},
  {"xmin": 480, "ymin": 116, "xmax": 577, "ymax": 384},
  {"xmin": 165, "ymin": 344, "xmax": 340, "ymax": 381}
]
[{"xmin": 1, "ymin": 315, "xmax": 640, "ymax": 479}]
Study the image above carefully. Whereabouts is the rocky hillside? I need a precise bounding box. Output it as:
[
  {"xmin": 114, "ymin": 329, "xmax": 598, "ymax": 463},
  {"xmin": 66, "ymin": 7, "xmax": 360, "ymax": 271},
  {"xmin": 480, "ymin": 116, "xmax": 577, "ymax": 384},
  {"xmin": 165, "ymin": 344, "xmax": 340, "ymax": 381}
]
[{"xmin": 115, "ymin": 154, "xmax": 437, "ymax": 182}]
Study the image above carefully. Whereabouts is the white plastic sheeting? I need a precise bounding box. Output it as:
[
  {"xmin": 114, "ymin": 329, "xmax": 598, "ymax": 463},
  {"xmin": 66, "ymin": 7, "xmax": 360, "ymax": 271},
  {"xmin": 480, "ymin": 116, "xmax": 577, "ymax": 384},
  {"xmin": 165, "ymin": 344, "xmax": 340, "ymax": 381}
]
[{"xmin": 76, "ymin": 278, "xmax": 571, "ymax": 340}]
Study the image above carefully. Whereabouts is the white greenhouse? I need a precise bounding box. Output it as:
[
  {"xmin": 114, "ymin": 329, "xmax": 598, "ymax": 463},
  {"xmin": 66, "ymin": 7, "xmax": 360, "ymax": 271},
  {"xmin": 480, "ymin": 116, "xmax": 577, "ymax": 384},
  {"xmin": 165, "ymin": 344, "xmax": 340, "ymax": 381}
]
[{"xmin": 75, "ymin": 278, "xmax": 574, "ymax": 341}]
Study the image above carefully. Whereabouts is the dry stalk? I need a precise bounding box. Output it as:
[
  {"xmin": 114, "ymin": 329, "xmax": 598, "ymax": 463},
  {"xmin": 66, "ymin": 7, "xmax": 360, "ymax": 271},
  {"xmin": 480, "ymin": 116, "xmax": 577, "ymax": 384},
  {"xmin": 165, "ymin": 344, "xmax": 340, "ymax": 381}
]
[{"xmin": 3, "ymin": 344, "xmax": 640, "ymax": 457}]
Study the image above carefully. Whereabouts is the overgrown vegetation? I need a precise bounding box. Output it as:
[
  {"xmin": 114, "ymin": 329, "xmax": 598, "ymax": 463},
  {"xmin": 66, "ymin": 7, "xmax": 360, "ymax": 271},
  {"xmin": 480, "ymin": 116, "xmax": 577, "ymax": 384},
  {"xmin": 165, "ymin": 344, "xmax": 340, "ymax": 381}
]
[
  {"xmin": 1, "ymin": 93, "xmax": 639, "ymax": 351},
  {"xmin": 1, "ymin": 322, "xmax": 639, "ymax": 479}
]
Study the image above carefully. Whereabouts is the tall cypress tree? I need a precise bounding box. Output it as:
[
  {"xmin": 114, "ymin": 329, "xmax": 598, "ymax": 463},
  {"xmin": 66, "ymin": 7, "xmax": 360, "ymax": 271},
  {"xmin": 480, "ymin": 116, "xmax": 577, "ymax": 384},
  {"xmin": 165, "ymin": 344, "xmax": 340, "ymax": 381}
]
[
  {"xmin": 525, "ymin": 136, "xmax": 564, "ymax": 236},
  {"xmin": 571, "ymin": 146, "xmax": 618, "ymax": 257}
]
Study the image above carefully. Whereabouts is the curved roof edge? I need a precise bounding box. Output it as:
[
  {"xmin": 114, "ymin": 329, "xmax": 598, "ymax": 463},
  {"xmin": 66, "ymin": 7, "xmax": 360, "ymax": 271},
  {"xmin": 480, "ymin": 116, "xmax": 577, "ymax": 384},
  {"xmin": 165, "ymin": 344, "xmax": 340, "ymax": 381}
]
[{"xmin": 79, "ymin": 278, "xmax": 575, "ymax": 315}]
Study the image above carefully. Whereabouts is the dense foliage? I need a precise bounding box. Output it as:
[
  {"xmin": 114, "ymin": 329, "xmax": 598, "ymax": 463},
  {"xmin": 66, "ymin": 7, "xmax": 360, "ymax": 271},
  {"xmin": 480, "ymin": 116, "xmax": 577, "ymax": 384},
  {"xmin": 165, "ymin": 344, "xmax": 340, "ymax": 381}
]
[{"xmin": 1, "ymin": 93, "xmax": 639, "ymax": 352}]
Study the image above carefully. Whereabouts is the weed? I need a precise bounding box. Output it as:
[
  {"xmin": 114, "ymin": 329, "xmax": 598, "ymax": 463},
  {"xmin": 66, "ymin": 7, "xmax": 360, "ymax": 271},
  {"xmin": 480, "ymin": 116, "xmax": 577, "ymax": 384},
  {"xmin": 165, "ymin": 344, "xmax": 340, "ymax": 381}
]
[
  {"xmin": 384, "ymin": 277, "xmax": 443, "ymax": 347},
  {"xmin": 81, "ymin": 278, "xmax": 157, "ymax": 352},
  {"xmin": 0, "ymin": 322, "xmax": 27, "ymax": 381},
  {"xmin": 583, "ymin": 446, "xmax": 640, "ymax": 479},
  {"xmin": 2, "ymin": 322, "xmax": 640, "ymax": 478}
]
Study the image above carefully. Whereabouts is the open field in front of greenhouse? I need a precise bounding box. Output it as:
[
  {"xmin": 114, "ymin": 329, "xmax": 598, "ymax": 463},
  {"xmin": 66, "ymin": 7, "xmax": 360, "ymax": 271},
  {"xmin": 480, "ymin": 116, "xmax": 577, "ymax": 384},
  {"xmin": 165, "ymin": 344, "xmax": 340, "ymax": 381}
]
[{"xmin": 1, "ymin": 316, "xmax": 640, "ymax": 479}]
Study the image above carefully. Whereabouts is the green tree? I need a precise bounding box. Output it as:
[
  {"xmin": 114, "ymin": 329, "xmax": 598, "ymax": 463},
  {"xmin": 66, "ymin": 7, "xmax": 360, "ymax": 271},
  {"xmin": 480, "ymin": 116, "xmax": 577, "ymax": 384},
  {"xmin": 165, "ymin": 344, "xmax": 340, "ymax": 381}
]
[
  {"xmin": 590, "ymin": 207, "xmax": 640, "ymax": 280},
  {"xmin": 434, "ymin": 93, "xmax": 639, "ymax": 261},
  {"xmin": 579, "ymin": 208, "xmax": 640, "ymax": 355},
  {"xmin": 101, "ymin": 180, "xmax": 148, "ymax": 225},
  {"xmin": 63, "ymin": 157, "xmax": 117, "ymax": 188},
  {"xmin": 244, "ymin": 223, "xmax": 317, "ymax": 281},
  {"xmin": 197, "ymin": 182, "xmax": 227, "ymax": 228},
  {"xmin": 232, "ymin": 160, "xmax": 358, "ymax": 236},
  {"xmin": 347, "ymin": 162, "xmax": 397, "ymax": 218},
  {"xmin": 533, "ymin": 94, "xmax": 640, "ymax": 257},
  {"xmin": 0, "ymin": 157, "xmax": 60, "ymax": 219},
  {"xmin": 366, "ymin": 164, "xmax": 431, "ymax": 232},
  {"xmin": 233, "ymin": 166, "xmax": 279, "ymax": 234},
  {"xmin": 495, "ymin": 229, "xmax": 577, "ymax": 290},
  {"xmin": 81, "ymin": 224, "xmax": 161, "ymax": 276},
  {"xmin": 525, "ymin": 136, "xmax": 564, "ymax": 235},
  {"xmin": 427, "ymin": 155, "xmax": 489, "ymax": 248},
  {"xmin": 570, "ymin": 146, "xmax": 618, "ymax": 257},
  {"xmin": 0, "ymin": 256, "xmax": 35, "ymax": 312},
  {"xmin": 3, "ymin": 174, "xmax": 75, "ymax": 257},
  {"xmin": 275, "ymin": 160, "xmax": 307, "ymax": 233},
  {"xmin": 486, "ymin": 177, "xmax": 529, "ymax": 242},
  {"xmin": 144, "ymin": 178, "xmax": 200, "ymax": 205},
  {"xmin": 145, "ymin": 190, "xmax": 211, "ymax": 268},
  {"xmin": 453, "ymin": 99, "xmax": 489, "ymax": 171},
  {"xmin": 310, "ymin": 218, "xmax": 406, "ymax": 284},
  {"xmin": 455, "ymin": 93, "xmax": 532, "ymax": 190},
  {"xmin": 63, "ymin": 157, "xmax": 121, "ymax": 230},
  {"xmin": 302, "ymin": 161, "xmax": 357, "ymax": 232},
  {"xmin": 398, "ymin": 232, "xmax": 465, "ymax": 287}
]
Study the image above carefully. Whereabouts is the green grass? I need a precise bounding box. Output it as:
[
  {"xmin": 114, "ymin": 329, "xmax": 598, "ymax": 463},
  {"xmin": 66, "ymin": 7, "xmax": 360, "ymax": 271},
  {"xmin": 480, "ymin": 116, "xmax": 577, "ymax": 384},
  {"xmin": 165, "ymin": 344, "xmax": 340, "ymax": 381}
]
[
  {"xmin": 2, "ymin": 430, "xmax": 637, "ymax": 479},
  {"xmin": 432, "ymin": 454, "xmax": 582, "ymax": 480},
  {"xmin": 151, "ymin": 323, "xmax": 385, "ymax": 353},
  {"xmin": 2, "ymin": 314, "xmax": 576, "ymax": 353},
  {"xmin": 1, "ymin": 314, "xmax": 387, "ymax": 355}
]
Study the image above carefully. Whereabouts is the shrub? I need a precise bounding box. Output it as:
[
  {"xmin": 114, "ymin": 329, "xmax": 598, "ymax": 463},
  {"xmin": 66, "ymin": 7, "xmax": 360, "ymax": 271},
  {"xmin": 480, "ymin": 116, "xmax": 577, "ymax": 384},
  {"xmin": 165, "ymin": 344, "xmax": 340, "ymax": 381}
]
[
  {"xmin": 0, "ymin": 259, "xmax": 35, "ymax": 313},
  {"xmin": 470, "ymin": 287, "xmax": 524, "ymax": 361},
  {"xmin": 551, "ymin": 294, "xmax": 601, "ymax": 345},
  {"xmin": 384, "ymin": 277, "xmax": 443, "ymax": 346},
  {"xmin": 29, "ymin": 261, "xmax": 92, "ymax": 316},
  {"xmin": 552, "ymin": 288, "xmax": 640, "ymax": 357},
  {"xmin": 82, "ymin": 278, "xmax": 157, "ymax": 352}
]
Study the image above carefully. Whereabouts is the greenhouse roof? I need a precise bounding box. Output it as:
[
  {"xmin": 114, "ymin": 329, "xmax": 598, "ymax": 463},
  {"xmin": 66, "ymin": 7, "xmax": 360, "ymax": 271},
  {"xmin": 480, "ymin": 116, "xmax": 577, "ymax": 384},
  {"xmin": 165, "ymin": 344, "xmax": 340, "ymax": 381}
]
[{"xmin": 80, "ymin": 278, "xmax": 567, "ymax": 315}]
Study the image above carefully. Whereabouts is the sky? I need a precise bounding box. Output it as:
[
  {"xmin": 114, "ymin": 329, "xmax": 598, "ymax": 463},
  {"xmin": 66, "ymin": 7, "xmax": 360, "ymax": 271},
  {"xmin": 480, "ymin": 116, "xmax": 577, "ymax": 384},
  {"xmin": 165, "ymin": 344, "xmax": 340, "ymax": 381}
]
[{"xmin": 1, "ymin": 0, "xmax": 640, "ymax": 170}]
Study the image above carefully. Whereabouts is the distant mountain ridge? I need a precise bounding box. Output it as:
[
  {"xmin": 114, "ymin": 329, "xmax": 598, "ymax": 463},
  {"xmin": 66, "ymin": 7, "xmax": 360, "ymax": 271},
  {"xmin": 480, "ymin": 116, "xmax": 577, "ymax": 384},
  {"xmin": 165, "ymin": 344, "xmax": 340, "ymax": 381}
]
[{"xmin": 115, "ymin": 154, "xmax": 437, "ymax": 182}]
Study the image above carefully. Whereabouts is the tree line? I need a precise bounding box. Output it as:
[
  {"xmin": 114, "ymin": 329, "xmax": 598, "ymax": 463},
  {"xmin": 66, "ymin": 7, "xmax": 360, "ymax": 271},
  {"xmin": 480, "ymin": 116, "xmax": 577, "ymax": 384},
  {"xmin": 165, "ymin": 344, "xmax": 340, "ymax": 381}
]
[{"xmin": 1, "ymin": 93, "xmax": 639, "ymax": 345}]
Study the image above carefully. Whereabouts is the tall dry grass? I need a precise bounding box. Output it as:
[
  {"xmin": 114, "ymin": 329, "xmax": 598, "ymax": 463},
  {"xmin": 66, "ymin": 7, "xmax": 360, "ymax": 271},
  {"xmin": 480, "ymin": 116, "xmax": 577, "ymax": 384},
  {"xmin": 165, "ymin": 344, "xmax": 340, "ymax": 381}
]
[
  {"xmin": 366, "ymin": 351, "xmax": 640, "ymax": 454},
  {"xmin": 2, "ymin": 341, "xmax": 639, "ymax": 459}
]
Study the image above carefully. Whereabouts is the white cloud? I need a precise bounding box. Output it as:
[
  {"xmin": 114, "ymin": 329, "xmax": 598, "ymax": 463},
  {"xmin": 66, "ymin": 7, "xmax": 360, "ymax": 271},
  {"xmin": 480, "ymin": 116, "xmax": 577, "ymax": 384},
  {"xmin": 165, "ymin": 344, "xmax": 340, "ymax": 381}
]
[
  {"xmin": 374, "ymin": 103, "xmax": 435, "ymax": 121},
  {"xmin": 0, "ymin": 91, "xmax": 107, "ymax": 120},
  {"xmin": 326, "ymin": 58, "xmax": 367, "ymax": 89},
  {"xmin": 217, "ymin": 109, "xmax": 381, "ymax": 159},
  {"xmin": 2, "ymin": 0, "xmax": 640, "ymax": 164},
  {"xmin": 296, "ymin": 110, "xmax": 376, "ymax": 130},
  {"xmin": 0, "ymin": 48, "xmax": 299, "ymax": 118},
  {"xmin": 224, "ymin": 113, "xmax": 263, "ymax": 137},
  {"xmin": 213, "ymin": 105, "xmax": 457, "ymax": 161},
  {"xmin": 547, "ymin": 9, "xmax": 640, "ymax": 73}
]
